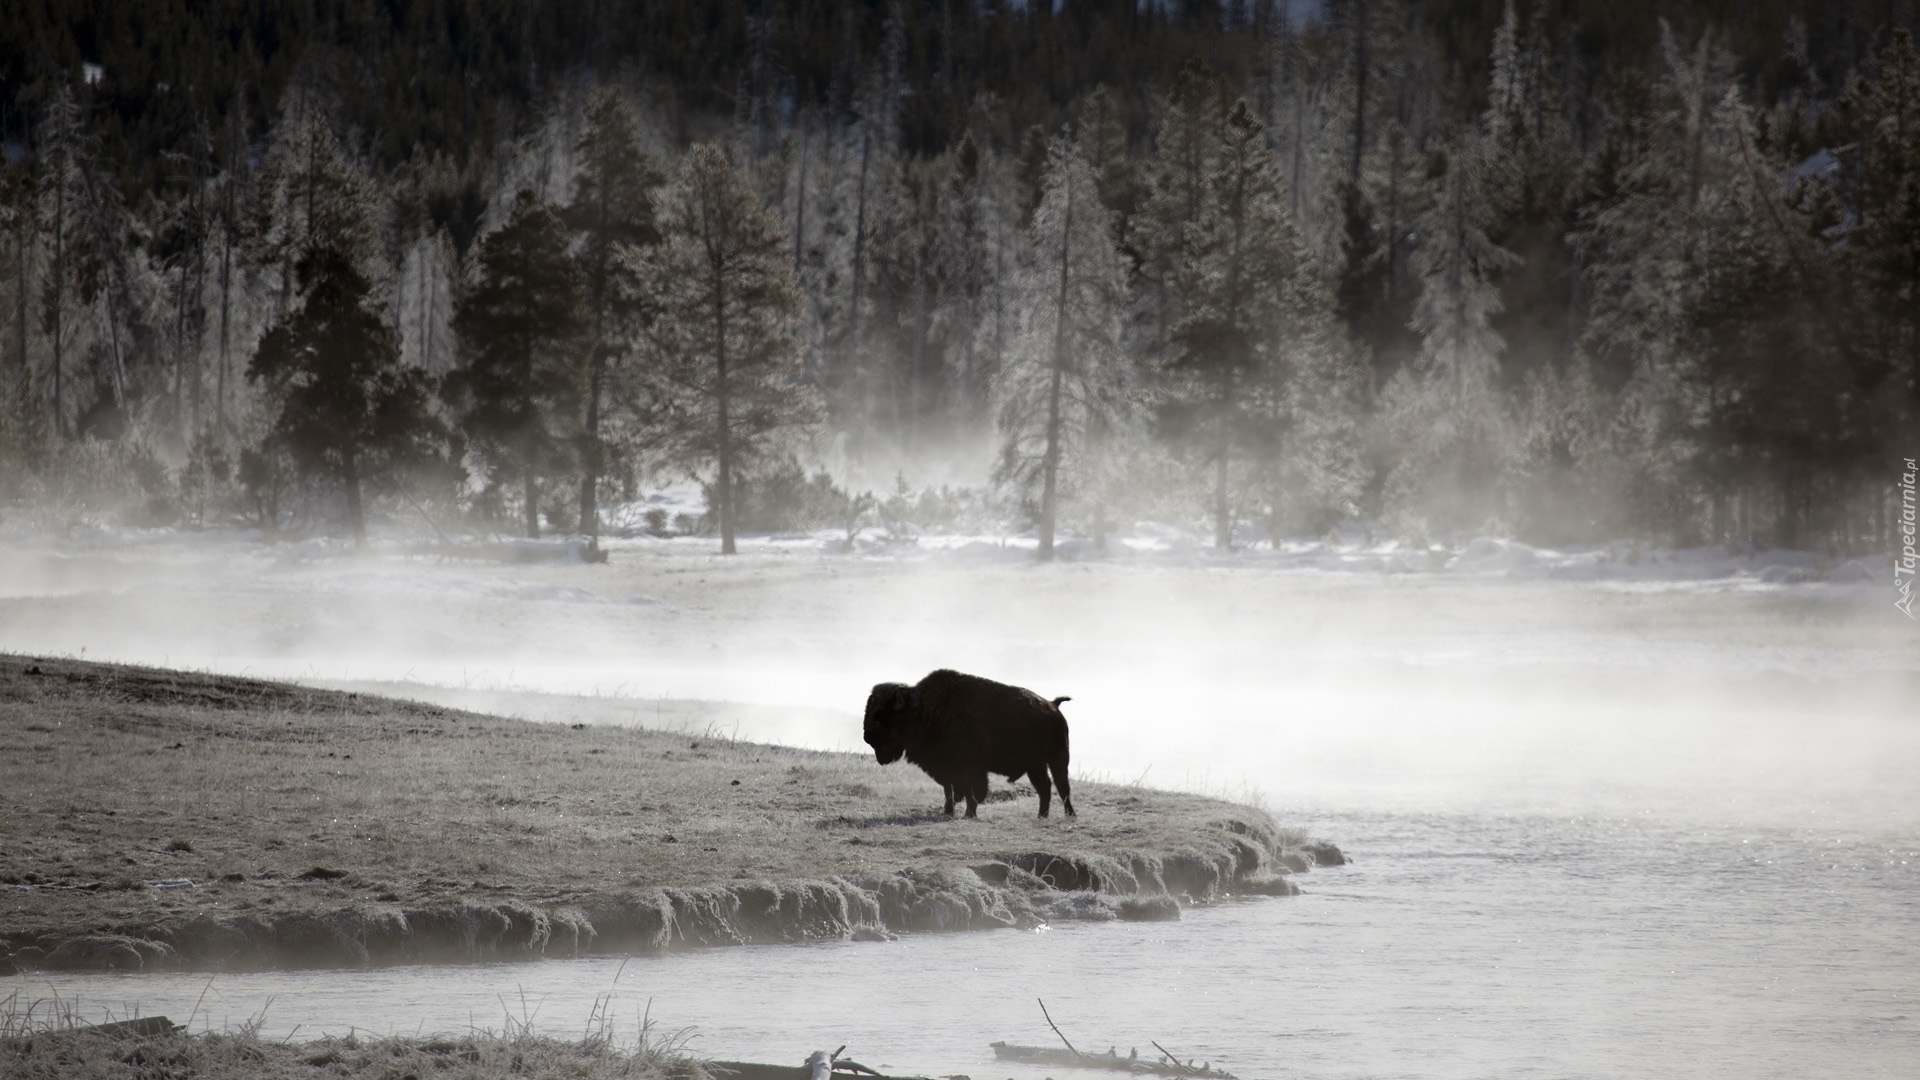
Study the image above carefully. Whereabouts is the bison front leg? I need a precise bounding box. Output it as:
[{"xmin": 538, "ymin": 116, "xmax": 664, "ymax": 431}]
[
  {"xmin": 942, "ymin": 783, "xmax": 958, "ymax": 816},
  {"xmin": 962, "ymin": 773, "xmax": 987, "ymax": 818}
]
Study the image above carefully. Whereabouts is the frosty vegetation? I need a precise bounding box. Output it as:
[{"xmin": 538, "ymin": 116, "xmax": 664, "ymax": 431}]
[{"xmin": 0, "ymin": 2, "xmax": 1915, "ymax": 556}]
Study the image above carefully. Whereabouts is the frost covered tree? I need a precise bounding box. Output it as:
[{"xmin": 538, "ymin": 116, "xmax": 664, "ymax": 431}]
[
  {"xmin": 1389, "ymin": 137, "xmax": 1520, "ymax": 533},
  {"xmin": 933, "ymin": 129, "xmax": 1019, "ymax": 428},
  {"xmin": 1163, "ymin": 99, "xmax": 1305, "ymax": 549},
  {"xmin": 36, "ymin": 86, "xmax": 95, "ymax": 437},
  {"xmin": 445, "ymin": 190, "xmax": 589, "ymax": 539},
  {"xmin": 1841, "ymin": 30, "xmax": 1920, "ymax": 441},
  {"xmin": 637, "ymin": 145, "xmax": 821, "ymax": 556},
  {"xmin": 875, "ymin": 157, "xmax": 945, "ymax": 450},
  {"xmin": 1132, "ymin": 61, "xmax": 1233, "ymax": 349},
  {"xmin": 995, "ymin": 134, "xmax": 1129, "ymax": 561},
  {"xmin": 1412, "ymin": 143, "xmax": 1519, "ymax": 406},
  {"xmin": 564, "ymin": 86, "xmax": 664, "ymax": 541},
  {"xmin": 1577, "ymin": 27, "xmax": 1773, "ymax": 541},
  {"xmin": 248, "ymin": 81, "xmax": 382, "ymax": 320},
  {"xmin": 1479, "ymin": 0, "xmax": 1578, "ymax": 387},
  {"xmin": 1351, "ymin": 117, "xmax": 1432, "ymax": 387},
  {"xmin": 248, "ymin": 245, "xmax": 445, "ymax": 547}
]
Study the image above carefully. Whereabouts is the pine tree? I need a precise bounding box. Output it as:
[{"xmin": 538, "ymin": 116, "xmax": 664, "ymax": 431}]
[
  {"xmin": 1412, "ymin": 142, "xmax": 1519, "ymax": 407},
  {"xmin": 249, "ymin": 244, "xmax": 445, "ymax": 547},
  {"xmin": 875, "ymin": 157, "xmax": 945, "ymax": 451},
  {"xmin": 445, "ymin": 190, "xmax": 589, "ymax": 539},
  {"xmin": 1843, "ymin": 30, "xmax": 1920, "ymax": 431},
  {"xmin": 153, "ymin": 113, "xmax": 218, "ymax": 444},
  {"xmin": 1164, "ymin": 99, "xmax": 1305, "ymax": 550},
  {"xmin": 638, "ymin": 144, "xmax": 821, "ymax": 556},
  {"xmin": 1132, "ymin": 60, "xmax": 1233, "ymax": 349},
  {"xmin": 2, "ymin": 156, "xmax": 35, "ymax": 406},
  {"xmin": 1393, "ymin": 137, "xmax": 1520, "ymax": 534},
  {"xmin": 1479, "ymin": 0, "xmax": 1578, "ymax": 388},
  {"xmin": 249, "ymin": 82, "xmax": 382, "ymax": 319},
  {"xmin": 1354, "ymin": 117, "xmax": 1432, "ymax": 387},
  {"xmin": 564, "ymin": 86, "xmax": 664, "ymax": 543},
  {"xmin": 36, "ymin": 86, "xmax": 91, "ymax": 438},
  {"xmin": 995, "ymin": 134, "xmax": 1129, "ymax": 561},
  {"xmin": 932, "ymin": 129, "xmax": 1018, "ymax": 428}
]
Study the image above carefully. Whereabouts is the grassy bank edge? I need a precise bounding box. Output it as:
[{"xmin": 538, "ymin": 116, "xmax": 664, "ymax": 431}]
[{"xmin": 0, "ymin": 655, "xmax": 1342, "ymax": 977}]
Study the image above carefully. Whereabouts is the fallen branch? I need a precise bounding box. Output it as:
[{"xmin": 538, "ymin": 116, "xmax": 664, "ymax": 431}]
[
  {"xmin": 1038, "ymin": 998, "xmax": 1082, "ymax": 1058},
  {"xmin": 82, "ymin": 1016, "xmax": 180, "ymax": 1038},
  {"xmin": 989, "ymin": 1042, "xmax": 1233, "ymax": 1078},
  {"xmin": 1150, "ymin": 1040, "xmax": 1199, "ymax": 1075}
]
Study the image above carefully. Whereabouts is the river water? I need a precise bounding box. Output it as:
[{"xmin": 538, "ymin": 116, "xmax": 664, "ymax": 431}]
[{"xmin": 3, "ymin": 536, "xmax": 1917, "ymax": 1077}]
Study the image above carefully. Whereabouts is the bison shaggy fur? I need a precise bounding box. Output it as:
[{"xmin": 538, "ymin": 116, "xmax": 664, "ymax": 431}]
[{"xmin": 863, "ymin": 669, "xmax": 1075, "ymax": 818}]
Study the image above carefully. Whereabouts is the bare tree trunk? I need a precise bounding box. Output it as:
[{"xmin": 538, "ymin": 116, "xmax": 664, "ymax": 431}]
[
  {"xmin": 1039, "ymin": 177, "xmax": 1075, "ymax": 562},
  {"xmin": 578, "ymin": 351, "xmax": 604, "ymax": 539},
  {"xmin": 344, "ymin": 444, "xmax": 366, "ymax": 548},
  {"xmin": 15, "ymin": 201, "xmax": 31, "ymax": 394},
  {"xmin": 1351, "ymin": 0, "xmax": 1369, "ymax": 185},
  {"xmin": 49, "ymin": 176, "xmax": 65, "ymax": 437},
  {"xmin": 850, "ymin": 125, "xmax": 871, "ymax": 353},
  {"xmin": 217, "ymin": 178, "xmax": 236, "ymax": 434},
  {"xmin": 714, "ymin": 246, "xmax": 736, "ymax": 556},
  {"xmin": 1215, "ymin": 387, "xmax": 1232, "ymax": 550},
  {"xmin": 173, "ymin": 259, "xmax": 189, "ymax": 437},
  {"xmin": 792, "ymin": 124, "xmax": 809, "ymax": 275},
  {"xmin": 188, "ymin": 192, "xmax": 207, "ymax": 431},
  {"xmin": 524, "ymin": 460, "xmax": 540, "ymax": 539}
]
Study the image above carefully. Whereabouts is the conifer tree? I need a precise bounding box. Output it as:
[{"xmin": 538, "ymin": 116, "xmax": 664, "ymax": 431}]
[
  {"xmin": 445, "ymin": 190, "xmax": 589, "ymax": 539},
  {"xmin": 1394, "ymin": 137, "xmax": 1520, "ymax": 533},
  {"xmin": 1411, "ymin": 142, "xmax": 1519, "ymax": 407},
  {"xmin": 1132, "ymin": 61, "xmax": 1233, "ymax": 348},
  {"xmin": 996, "ymin": 134, "xmax": 1129, "ymax": 561},
  {"xmin": 564, "ymin": 86, "xmax": 664, "ymax": 542},
  {"xmin": 250, "ymin": 83, "xmax": 381, "ymax": 319},
  {"xmin": 1164, "ymin": 99, "xmax": 1304, "ymax": 549},
  {"xmin": 37, "ymin": 86, "xmax": 92, "ymax": 438},
  {"xmin": 876, "ymin": 157, "xmax": 944, "ymax": 450},
  {"xmin": 249, "ymin": 244, "xmax": 444, "ymax": 547},
  {"xmin": 933, "ymin": 130, "xmax": 1017, "ymax": 427},
  {"xmin": 1843, "ymin": 30, "xmax": 1920, "ymax": 427},
  {"xmin": 1355, "ymin": 117, "xmax": 1432, "ymax": 387},
  {"xmin": 638, "ymin": 145, "xmax": 821, "ymax": 555}
]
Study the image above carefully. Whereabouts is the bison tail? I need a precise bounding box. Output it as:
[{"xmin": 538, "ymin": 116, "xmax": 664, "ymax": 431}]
[{"xmin": 1051, "ymin": 695, "xmax": 1072, "ymax": 708}]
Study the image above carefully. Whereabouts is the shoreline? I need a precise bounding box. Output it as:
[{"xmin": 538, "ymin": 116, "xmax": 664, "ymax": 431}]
[{"xmin": 0, "ymin": 655, "xmax": 1340, "ymax": 976}]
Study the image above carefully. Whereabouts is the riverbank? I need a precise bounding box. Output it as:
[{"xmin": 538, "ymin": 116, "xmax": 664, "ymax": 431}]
[
  {"xmin": 0, "ymin": 655, "xmax": 1332, "ymax": 975},
  {"xmin": 0, "ymin": 1009, "xmax": 709, "ymax": 1080}
]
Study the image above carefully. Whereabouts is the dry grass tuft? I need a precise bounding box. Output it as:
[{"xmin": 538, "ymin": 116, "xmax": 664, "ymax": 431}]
[{"xmin": 0, "ymin": 988, "xmax": 709, "ymax": 1080}]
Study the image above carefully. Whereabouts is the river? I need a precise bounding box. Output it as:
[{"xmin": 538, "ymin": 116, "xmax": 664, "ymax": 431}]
[{"xmin": 3, "ymin": 534, "xmax": 1916, "ymax": 1077}]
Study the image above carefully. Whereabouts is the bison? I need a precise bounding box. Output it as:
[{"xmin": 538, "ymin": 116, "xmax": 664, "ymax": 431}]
[{"xmin": 862, "ymin": 669, "xmax": 1076, "ymax": 819}]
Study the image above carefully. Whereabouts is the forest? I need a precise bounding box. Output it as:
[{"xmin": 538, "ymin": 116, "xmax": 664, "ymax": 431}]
[{"xmin": 0, "ymin": 0, "xmax": 1916, "ymax": 555}]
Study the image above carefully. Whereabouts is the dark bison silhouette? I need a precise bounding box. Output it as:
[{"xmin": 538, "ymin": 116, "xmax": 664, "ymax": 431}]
[{"xmin": 862, "ymin": 669, "xmax": 1075, "ymax": 818}]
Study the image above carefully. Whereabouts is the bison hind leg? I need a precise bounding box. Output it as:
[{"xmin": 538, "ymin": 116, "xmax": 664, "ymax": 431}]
[
  {"xmin": 1032, "ymin": 765, "xmax": 1053, "ymax": 818},
  {"xmin": 1051, "ymin": 756, "xmax": 1075, "ymax": 817},
  {"xmin": 942, "ymin": 783, "xmax": 958, "ymax": 816}
]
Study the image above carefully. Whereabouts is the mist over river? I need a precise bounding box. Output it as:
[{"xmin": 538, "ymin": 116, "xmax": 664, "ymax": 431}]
[{"xmin": 4, "ymin": 534, "xmax": 1917, "ymax": 1077}]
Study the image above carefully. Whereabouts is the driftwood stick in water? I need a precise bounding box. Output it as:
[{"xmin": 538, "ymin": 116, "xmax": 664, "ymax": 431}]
[
  {"xmin": 806, "ymin": 1050, "xmax": 833, "ymax": 1080},
  {"xmin": 1039, "ymin": 998, "xmax": 1082, "ymax": 1058},
  {"xmin": 1150, "ymin": 1041, "xmax": 1196, "ymax": 1075}
]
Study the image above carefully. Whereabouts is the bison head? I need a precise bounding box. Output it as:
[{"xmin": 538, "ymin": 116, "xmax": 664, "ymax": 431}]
[{"xmin": 863, "ymin": 682, "xmax": 916, "ymax": 764}]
